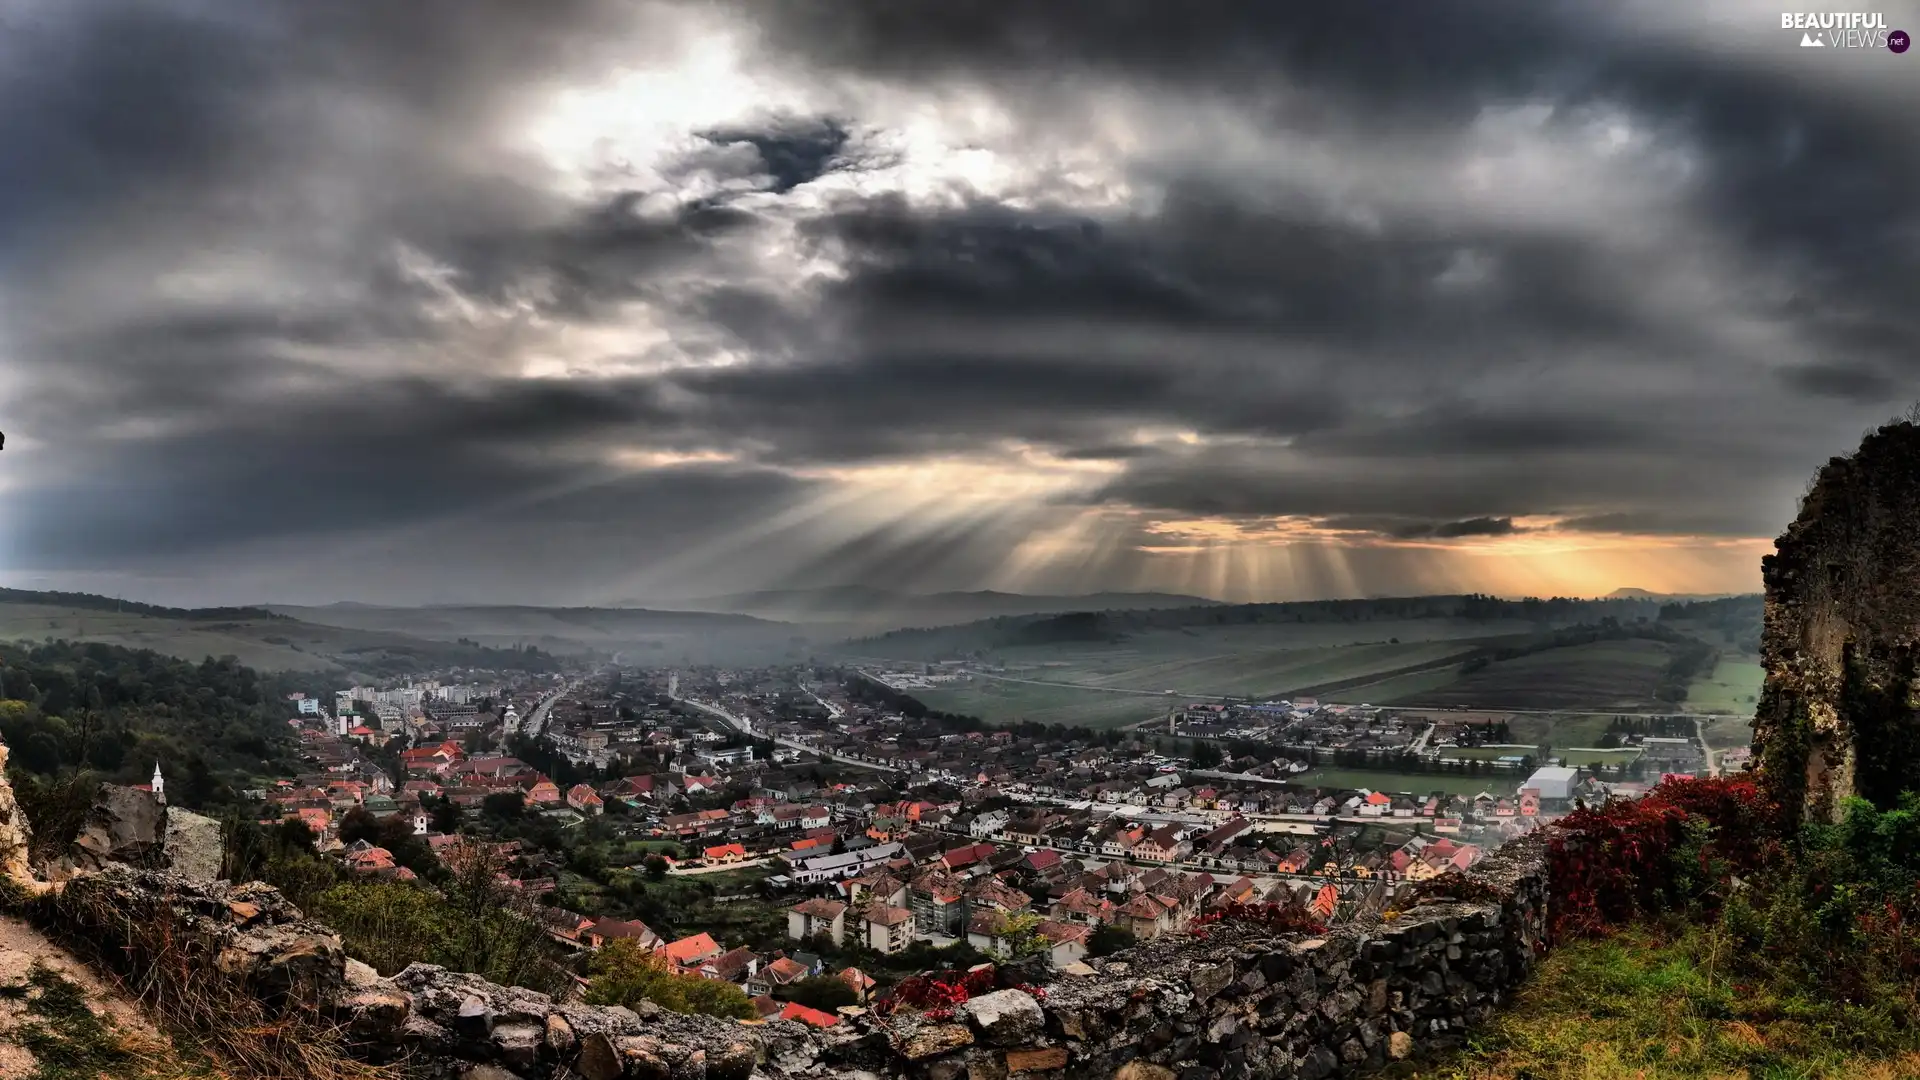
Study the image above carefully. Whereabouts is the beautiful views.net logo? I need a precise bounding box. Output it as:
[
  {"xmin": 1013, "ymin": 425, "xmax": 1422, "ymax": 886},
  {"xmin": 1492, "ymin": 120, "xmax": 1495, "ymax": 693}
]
[{"xmin": 1780, "ymin": 12, "xmax": 1910, "ymax": 50}]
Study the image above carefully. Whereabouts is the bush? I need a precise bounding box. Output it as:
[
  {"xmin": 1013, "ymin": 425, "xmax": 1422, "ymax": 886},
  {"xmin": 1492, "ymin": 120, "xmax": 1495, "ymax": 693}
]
[
  {"xmin": 311, "ymin": 839, "xmax": 568, "ymax": 996},
  {"xmin": 584, "ymin": 940, "xmax": 755, "ymax": 1019},
  {"xmin": 1547, "ymin": 775, "xmax": 1777, "ymax": 938}
]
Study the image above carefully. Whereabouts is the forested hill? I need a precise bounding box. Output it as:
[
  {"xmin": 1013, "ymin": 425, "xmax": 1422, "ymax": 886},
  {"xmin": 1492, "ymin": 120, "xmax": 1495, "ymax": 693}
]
[
  {"xmin": 0, "ymin": 586, "xmax": 286, "ymax": 621},
  {"xmin": 847, "ymin": 593, "xmax": 1764, "ymax": 652},
  {"xmin": 0, "ymin": 639, "xmax": 318, "ymax": 812}
]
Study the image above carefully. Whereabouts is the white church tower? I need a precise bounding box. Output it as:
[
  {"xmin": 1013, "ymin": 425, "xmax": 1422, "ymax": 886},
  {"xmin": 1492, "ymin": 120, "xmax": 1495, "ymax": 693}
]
[{"xmin": 151, "ymin": 763, "xmax": 166, "ymax": 806}]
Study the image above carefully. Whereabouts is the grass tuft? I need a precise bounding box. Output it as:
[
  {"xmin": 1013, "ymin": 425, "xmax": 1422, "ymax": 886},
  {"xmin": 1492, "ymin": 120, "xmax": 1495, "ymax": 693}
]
[{"xmin": 1390, "ymin": 924, "xmax": 1920, "ymax": 1079}]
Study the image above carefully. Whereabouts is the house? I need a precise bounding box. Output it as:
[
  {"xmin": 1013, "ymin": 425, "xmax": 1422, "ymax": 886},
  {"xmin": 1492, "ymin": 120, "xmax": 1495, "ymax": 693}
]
[
  {"xmin": 746, "ymin": 956, "xmax": 810, "ymax": 996},
  {"xmin": 858, "ymin": 902, "xmax": 916, "ymax": 955},
  {"xmin": 523, "ymin": 777, "xmax": 562, "ymax": 808},
  {"xmin": 566, "ymin": 784, "xmax": 604, "ymax": 815},
  {"xmin": 1360, "ymin": 791, "xmax": 1393, "ymax": 817},
  {"xmin": 836, "ymin": 967, "xmax": 876, "ymax": 1002},
  {"xmin": 542, "ymin": 910, "xmax": 597, "ymax": 949},
  {"xmin": 776, "ymin": 1002, "xmax": 840, "ymax": 1028},
  {"xmin": 787, "ymin": 899, "xmax": 848, "ymax": 947},
  {"xmin": 703, "ymin": 843, "xmax": 748, "ymax": 867},
  {"xmin": 1114, "ymin": 894, "xmax": 1174, "ymax": 939},
  {"xmin": 940, "ymin": 842, "xmax": 996, "ymax": 874},
  {"xmin": 969, "ymin": 810, "xmax": 1009, "ymax": 839},
  {"xmin": 1033, "ymin": 919, "xmax": 1092, "ymax": 969},
  {"xmin": 660, "ymin": 933, "xmax": 724, "ymax": 973},
  {"xmin": 706, "ymin": 946, "xmax": 760, "ymax": 984},
  {"xmin": 583, "ymin": 918, "xmax": 661, "ymax": 952},
  {"xmin": 1130, "ymin": 825, "xmax": 1190, "ymax": 863}
]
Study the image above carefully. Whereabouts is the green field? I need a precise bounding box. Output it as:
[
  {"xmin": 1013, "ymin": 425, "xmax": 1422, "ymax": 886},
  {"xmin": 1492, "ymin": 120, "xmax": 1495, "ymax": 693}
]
[
  {"xmin": 1688, "ymin": 657, "xmax": 1764, "ymax": 714},
  {"xmin": 890, "ymin": 623, "xmax": 1534, "ymax": 728},
  {"xmin": 1442, "ymin": 745, "xmax": 1543, "ymax": 761},
  {"xmin": 1558, "ymin": 747, "xmax": 1644, "ymax": 767},
  {"xmin": 1385, "ymin": 640, "xmax": 1677, "ymax": 711},
  {"xmin": 1505, "ymin": 712, "xmax": 1621, "ymax": 750}
]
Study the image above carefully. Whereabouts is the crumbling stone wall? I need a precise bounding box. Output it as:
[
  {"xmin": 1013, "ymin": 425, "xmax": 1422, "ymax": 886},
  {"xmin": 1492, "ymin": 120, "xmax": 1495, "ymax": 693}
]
[
  {"xmin": 1756, "ymin": 418, "xmax": 1920, "ymax": 825},
  {"xmin": 16, "ymin": 837, "xmax": 1548, "ymax": 1079}
]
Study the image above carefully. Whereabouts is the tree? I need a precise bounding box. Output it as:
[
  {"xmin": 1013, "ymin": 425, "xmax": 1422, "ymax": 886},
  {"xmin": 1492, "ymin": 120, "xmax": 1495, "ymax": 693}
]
[
  {"xmin": 1191, "ymin": 740, "xmax": 1225, "ymax": 770},
  {"xmin": 644, "ymin": 855, "xmax": 670, "ymax": 880},
  {"xmin": 784, "ymin": 975, "xmax": 858, "ymax": 1011},
  {"xmin": 585, "ymin": 940, "xmax": 755, "ymax": 1019},
  {"xmin": 1088, "ymin": 924, "xmax": 1136, "ymax": 957},
  {"xmin": 429, "ymin": 795, "xmax": 462, "ymax": 835}
]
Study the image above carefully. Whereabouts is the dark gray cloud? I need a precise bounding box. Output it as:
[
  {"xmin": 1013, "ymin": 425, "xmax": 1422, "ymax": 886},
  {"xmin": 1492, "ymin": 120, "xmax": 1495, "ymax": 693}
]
[{"xmin": 1, "ymin": 0, "xmax": 1914, "ymax": 604}]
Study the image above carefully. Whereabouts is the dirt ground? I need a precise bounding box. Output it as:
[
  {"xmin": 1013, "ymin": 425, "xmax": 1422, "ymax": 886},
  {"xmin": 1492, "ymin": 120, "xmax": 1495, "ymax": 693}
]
[{"xmin": 0, "ymin": 914, "xmax": 167, "ymax": 1074}]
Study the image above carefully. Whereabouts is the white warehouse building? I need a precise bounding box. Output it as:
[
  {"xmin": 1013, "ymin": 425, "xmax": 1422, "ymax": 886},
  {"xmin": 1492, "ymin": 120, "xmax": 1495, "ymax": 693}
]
[{"xmin": 1524, "ymin": 766, "xmax": 1580, "ymax": 801}]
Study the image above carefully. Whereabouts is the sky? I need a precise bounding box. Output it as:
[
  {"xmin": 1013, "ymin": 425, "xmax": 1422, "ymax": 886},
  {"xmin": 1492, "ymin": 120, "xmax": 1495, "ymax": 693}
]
[{"xmin": 1, "ymin": 0, "xmax": 1917, "ymax": 607}]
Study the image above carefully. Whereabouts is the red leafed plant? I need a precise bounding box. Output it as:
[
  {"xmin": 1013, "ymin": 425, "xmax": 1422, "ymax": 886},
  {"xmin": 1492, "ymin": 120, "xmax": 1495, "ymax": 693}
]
[
  {"xmin": 1547, "ymin": 775, "xmax": 1779, "ymax": 939},
  {"xmin": 1192, "ymin": 902, "xmax": 1328, "ymax": 936},
  {"xmin": 879, "ymin": 965, "xmax": 1000, "ymax": 1017},
  {"xmin": 1405, "ymin": 870, "xmax": 1509, "ymax": 907}
]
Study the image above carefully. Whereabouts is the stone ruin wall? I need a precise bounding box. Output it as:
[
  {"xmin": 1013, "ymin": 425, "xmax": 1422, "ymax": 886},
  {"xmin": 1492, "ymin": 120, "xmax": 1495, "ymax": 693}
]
[
  {"xmin": 0, "ymin": 775, "xmax": 1551, "ymax": 1080},
  {"xmin": 1755, "ymin": 419, "xmax": 1920, "ymax": 825}
]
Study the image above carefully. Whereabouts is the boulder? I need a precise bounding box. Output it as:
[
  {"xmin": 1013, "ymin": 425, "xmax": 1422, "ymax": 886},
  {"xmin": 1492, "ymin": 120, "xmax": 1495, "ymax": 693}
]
[
  {"xmin": 162, "ymin": 807, "xmax": 224, "ymax": 882},
  {"xmin": 67, "ymin": 784, "xmax": 164, "ymax": 872},
  {"xmin": 960, "ymin": 990, "xmax": 1045, "ymax": 1045}
]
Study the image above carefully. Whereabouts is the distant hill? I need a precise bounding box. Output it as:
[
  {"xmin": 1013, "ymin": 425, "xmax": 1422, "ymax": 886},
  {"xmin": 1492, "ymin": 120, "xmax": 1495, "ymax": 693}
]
[
  {"xmin": 840, "ymin": 593, "xmax": 1708, "ymax": 658},
  {"xmin": 648, "ymin": 586, "xmax": 1219, "ymax": 627},
  {"xmin": 0, "ymin": 592, "xmax": 567, "ymax": 677},
  {"xmin": 0, "ymin": 587, "xmax": 287, "ymax": 622},
  {"xmin": 269, "ymin": 603, "xmax": 818, "ymax": 667},
  {"xmin": 1607, "ymin": 588, "xmax": 1741, "ymax": 601}
]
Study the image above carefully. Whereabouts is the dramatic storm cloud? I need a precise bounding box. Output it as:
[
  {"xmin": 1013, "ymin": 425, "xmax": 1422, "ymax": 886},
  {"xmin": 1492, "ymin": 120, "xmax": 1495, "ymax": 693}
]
[{"xmin": 2, "ymin": 0, "xmax": 1916, "ymax": 605}]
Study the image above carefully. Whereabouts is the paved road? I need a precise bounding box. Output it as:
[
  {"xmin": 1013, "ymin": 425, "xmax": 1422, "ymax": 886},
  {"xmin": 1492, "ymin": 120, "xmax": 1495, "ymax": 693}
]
[
  {"xmin": 806, "ymin": 689, "xmax": 845, "ymax": 720},
  {"xmin": 674, "ymin": 694, "xmax": 901, "ymax": 773},
  {"xmin": 1694, "ymin": 716, "xmax": 1721, "ymax": 777},
  {"xmin": 522, "ymin": 682, "xmax": 573, "ymax": 739}
]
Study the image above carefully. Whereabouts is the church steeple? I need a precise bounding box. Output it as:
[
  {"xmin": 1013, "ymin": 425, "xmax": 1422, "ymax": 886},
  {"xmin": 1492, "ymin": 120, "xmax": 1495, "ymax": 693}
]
[{"xmin": 151, "ymin": 762, "xmax": 166, "ymax": 806}]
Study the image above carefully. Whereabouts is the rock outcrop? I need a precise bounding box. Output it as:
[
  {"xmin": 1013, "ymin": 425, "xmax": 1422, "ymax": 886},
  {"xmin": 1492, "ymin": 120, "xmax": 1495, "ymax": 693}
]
[
  {"xmin": 0, "ymin": 744, "xmax": 39, "ymax": 894},
  {"xmin": 1756, "ymin": 417, "xmax": 1920, "ymax": 825},
  {"xmin": 65, "ymin": 783, "xmax": 167, "ymax": 873}
]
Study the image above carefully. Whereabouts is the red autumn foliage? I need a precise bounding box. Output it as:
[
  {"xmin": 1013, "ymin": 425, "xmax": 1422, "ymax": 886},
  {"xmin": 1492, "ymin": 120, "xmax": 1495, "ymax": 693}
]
[
  {"xmin": 878, "ymin": 964, "xmax": 999, "ymax": 1017},
  {"xmin": 1547, "ymin": 775, "xmax": 1778, "ymax": 939},
  {"xmin": 1192, "ymin": 902, "xmax": 1328, "ymax": 936},
  {"xmin": 1405, "ymin": 870, "xmax": 1509, "ymax": 907}
]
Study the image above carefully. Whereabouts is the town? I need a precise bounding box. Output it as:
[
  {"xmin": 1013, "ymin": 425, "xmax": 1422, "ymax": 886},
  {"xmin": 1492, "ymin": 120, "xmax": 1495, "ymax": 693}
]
[{"xmin": 253, "ymin": 662, "xmax": 1725, "ymax": 1025}]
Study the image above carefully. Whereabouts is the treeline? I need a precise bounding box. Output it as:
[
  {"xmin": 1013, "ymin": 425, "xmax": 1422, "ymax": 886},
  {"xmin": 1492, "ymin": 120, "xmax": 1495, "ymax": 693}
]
[
  {"xmin": 1659, "ymin": 595, "xmax": 1763, "ymax": 653},
  {"xmin": 0, "ymin": 640, "xmax": 309, "ymax": 791},
  {"xmin": 0, "ymin": 586, "xmax": 287, "ymax": 621},
  {"xmin": 1458, "ymin": 618, "xmax": 1693, "ymax": 675},
  {"xmin": 334, "ymin": 639, "xmax": 567, "ymax": 678},
  {"xmin": 851, "ymin": 593, "xmax": 1727, "ymax": 653},
  {"xmin": 845, "ymin": 675, "xmax": 1130, "ymax": 746}
]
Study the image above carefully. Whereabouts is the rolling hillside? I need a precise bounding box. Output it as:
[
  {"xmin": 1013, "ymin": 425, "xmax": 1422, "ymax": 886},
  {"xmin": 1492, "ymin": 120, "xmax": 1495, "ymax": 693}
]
[
  {"xmin": 648, "ymin": 585, "xmax": 1219, "ymax": 628},
  {"xmin": 269, "ymin": 603, "xmax": 823, "ymax": 667},
  {"xmin": 849, "ymin": 594, "xmax": 1763, "ymax": 727},
  {"xmin": 0, "ymin": 590, "xmax": 565, "ymax": 677}
]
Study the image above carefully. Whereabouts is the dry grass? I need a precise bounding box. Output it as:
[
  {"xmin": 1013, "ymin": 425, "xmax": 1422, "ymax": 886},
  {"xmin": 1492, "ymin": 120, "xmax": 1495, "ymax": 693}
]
[
  {"xmin": 1389, "ymin": 926, "xmax": 1920, "ymax": 1080},
  {"xmin": 32, "ymin": 881, "xmax": 400, "ymax": 1080}
]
